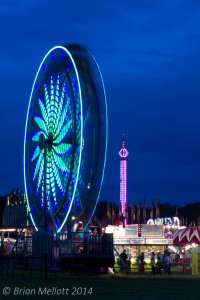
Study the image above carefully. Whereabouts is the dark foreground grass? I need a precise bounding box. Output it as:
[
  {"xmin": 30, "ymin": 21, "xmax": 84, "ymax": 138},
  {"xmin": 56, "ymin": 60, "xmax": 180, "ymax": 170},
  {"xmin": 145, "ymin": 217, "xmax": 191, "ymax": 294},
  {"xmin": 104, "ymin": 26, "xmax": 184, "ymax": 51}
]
[{"xmin": 0, "ymin": 269, "xmax": 200, "ymax": 300}]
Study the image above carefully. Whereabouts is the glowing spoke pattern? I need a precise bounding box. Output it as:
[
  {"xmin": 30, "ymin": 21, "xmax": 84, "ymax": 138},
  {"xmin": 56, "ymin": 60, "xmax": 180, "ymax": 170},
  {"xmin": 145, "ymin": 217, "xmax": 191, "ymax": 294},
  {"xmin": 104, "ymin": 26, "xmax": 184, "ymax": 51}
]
[
  {"xmin": 31, "ymin": 75, "xmax": 74, "ymax": 201},
  {"xmin": 24, "ymin": 44, "xmax": 107, "ymax": 233},
  {"xmin": 33, "ymin": 151, "xmax": 43, "ymax": 180},
  {"xmin": 53, "ymin": 143, "xmax": 71, "ymax": 155},
  {"xmin": 32, "ymin": 130, "xmax": 44, "ymax": 142}
]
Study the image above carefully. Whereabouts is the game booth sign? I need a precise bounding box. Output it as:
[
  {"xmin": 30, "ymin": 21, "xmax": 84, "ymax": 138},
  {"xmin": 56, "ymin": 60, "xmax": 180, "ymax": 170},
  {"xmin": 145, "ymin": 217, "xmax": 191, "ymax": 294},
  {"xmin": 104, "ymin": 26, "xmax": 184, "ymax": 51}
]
[{"xmin": 173, "ymin": 227, "xmax": 200, "ymax": 275}]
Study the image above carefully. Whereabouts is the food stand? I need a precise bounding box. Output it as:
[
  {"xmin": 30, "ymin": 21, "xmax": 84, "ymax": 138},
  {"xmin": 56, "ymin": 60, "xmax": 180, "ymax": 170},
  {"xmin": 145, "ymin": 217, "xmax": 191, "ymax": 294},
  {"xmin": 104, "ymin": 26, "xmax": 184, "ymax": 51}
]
[{"xmin": 106, "ymin": 223, "xmax": 173, "ymax": 271}]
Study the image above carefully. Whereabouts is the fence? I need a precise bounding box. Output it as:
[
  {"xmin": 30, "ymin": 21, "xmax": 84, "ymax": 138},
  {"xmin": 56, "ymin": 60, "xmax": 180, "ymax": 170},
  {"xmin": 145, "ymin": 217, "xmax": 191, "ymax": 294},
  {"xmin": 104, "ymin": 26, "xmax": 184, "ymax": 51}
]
[
  {"xmin": 11, "ymin": 232, "xmax": 113, "ymax": 256},
  {"xmin": 0, "ymin": 232, "xmax": 114, "ymax": 280},
  {"xmin": 0, "ymin": 255, "xmax": 48, "ymax": 282}
]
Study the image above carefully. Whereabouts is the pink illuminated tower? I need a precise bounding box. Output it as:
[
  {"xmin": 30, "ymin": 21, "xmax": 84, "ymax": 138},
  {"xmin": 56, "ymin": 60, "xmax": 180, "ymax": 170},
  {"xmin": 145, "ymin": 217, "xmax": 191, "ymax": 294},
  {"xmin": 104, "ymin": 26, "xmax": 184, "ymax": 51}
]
[{"xmin": 119, "ymin": 134, "xmax": 129, "ymax": 223}]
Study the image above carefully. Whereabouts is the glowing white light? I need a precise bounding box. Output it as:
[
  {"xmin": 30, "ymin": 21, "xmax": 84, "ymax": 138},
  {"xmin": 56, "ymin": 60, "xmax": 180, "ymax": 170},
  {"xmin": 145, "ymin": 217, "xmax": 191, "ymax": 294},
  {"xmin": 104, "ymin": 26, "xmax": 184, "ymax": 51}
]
[{"xmin": 168, "ymin": 246, "xmax": 177, "ymax": 253}]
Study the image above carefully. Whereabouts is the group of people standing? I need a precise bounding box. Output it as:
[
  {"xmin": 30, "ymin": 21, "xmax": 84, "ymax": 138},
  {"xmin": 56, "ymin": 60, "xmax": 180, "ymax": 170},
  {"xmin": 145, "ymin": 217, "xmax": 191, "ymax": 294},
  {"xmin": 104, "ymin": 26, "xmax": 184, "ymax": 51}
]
[
  {"xmin": 150, "ymin": 250, "xmax": 171, "ymax": 275},
  {"xmin": 120, "ymin": 249, "xmax": 173, "ymax": 274}
]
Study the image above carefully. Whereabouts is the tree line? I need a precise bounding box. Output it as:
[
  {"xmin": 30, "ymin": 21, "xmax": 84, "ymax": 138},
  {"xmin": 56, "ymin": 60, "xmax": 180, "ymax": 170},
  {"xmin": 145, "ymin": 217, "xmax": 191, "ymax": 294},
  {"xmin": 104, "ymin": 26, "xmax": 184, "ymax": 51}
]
[
  {"xmin": 93, "ymin": 200, "xmax": 200, "ymax": 227},
  {"xmin": 0, "ymin": 190, "xmax": 200, "ymax": 228}
]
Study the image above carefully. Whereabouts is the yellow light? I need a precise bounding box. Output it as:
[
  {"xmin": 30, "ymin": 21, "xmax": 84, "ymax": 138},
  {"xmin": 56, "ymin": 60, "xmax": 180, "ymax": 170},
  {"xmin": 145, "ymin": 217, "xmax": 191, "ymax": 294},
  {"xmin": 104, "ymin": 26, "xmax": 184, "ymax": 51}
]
[{"xmin": 0, "ymin": 229, "xmax": 16, "ymax": 232}]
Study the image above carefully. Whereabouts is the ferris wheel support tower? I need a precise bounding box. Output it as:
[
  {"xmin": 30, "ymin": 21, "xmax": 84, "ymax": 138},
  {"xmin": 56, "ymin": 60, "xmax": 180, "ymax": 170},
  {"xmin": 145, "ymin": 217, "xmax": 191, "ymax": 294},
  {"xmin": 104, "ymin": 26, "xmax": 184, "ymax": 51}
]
[{"xmin": 118, "ymin": 134, "xmax": 129, "ymax": 222}]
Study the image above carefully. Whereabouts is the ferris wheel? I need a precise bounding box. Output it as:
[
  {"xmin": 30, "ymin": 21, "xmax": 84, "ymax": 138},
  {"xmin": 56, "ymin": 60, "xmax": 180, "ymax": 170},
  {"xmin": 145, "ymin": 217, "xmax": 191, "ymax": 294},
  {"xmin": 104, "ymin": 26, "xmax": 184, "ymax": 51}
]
[{"xmin": 24, "ymin": 44, "xmax": 107, "ymax": 233}]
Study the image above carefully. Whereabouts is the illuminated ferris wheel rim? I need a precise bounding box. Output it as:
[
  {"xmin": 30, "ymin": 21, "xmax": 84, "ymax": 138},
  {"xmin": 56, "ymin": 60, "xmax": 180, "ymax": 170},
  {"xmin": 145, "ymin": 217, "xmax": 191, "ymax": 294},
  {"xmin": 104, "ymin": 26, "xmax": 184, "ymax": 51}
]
[
  {"xmin": 82, "ymin": 48, "xmax": 108, "ymax": 228},
  {"xmin": 23, "ymin": 45, "xmax": 83, "ymax": 232}
]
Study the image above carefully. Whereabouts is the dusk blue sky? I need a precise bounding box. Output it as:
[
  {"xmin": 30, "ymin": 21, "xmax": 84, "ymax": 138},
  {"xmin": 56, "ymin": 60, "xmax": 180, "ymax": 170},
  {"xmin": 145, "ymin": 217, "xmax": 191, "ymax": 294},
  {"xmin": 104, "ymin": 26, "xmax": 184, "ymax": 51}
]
[{"xmin": 0, "ymin": 0, "xmax": 200, "ymax": 207}]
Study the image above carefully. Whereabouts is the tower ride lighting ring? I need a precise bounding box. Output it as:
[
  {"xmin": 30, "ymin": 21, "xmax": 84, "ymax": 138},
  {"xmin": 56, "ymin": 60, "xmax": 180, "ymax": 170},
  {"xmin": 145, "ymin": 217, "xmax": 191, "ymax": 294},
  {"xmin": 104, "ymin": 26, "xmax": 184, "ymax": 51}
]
[{"xmin": 24, "ymin": 44, "xmax": 107, "ymax": 233}]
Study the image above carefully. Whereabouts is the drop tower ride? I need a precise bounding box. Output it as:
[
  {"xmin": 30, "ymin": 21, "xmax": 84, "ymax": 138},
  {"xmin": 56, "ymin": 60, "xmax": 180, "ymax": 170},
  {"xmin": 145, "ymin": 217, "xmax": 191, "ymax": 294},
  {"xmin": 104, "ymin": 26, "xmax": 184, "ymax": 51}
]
[{"xmin": 118, "ymin": 134, "xmax": 129, "ymax": 222}]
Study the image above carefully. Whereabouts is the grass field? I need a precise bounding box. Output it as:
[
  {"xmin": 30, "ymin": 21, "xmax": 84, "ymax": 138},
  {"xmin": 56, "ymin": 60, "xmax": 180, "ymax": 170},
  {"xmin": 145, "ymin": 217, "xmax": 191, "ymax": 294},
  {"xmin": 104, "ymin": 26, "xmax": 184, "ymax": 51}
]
[{"xmin": 0, "ymin": 266, "xmax": 200, "ymax": 300}]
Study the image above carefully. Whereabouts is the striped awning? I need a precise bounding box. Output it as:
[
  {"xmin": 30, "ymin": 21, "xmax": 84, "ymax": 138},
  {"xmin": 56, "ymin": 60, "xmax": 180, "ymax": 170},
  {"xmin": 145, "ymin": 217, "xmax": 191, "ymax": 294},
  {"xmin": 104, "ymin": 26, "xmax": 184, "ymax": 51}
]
[{"xmin": 173, "ymin": 227, "xmax": 200, "ymax": 245}]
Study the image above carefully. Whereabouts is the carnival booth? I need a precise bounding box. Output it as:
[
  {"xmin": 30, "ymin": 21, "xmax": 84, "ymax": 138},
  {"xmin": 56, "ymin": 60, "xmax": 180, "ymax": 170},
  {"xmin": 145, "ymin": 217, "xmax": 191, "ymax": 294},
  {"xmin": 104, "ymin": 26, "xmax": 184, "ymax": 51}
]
[
  {"xmin": 173, "ymin": 227, "xmax": 200, "ymax": 275},
  {"xmin": 104, "ymin": 217, "xmax": 182, "ymax": 272}
]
